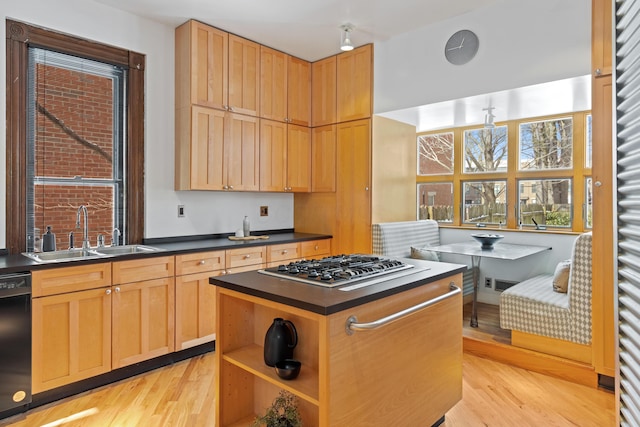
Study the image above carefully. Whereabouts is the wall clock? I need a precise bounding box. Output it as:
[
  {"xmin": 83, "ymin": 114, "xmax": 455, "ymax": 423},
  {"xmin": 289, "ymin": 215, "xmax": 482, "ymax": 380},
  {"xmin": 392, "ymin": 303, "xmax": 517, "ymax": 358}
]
[{"xmin": 444, "ymin": 30, "xmax": 479, "ymax": 65}]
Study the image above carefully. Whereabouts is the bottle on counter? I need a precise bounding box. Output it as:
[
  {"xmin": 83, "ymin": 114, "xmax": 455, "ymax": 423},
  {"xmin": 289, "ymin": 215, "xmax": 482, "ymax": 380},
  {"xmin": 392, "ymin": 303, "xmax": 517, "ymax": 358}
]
[
  {"xmin": 42, "ymin": 226, "xmax": 56, "ymax": 252},
  {"xmin": 243, "ymin": 216, "xmax": 250, "ymax": 237}
]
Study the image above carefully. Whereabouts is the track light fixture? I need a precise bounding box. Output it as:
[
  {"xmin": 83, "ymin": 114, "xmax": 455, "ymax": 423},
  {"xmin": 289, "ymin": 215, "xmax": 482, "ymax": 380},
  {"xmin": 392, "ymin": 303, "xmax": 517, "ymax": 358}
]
[
  {"xmin": 483, "ymin": 106, "xmax": 496, "ymax": 129},
  {"xmin": 340, "ymin": 24, "xmax": 354, "ymax": 51}
]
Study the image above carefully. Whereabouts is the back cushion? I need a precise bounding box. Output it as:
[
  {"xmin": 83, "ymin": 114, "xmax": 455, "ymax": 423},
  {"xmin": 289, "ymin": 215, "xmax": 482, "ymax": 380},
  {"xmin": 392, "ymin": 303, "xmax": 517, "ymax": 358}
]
[{"xmin": 372, "ymin": 220, "xmax": 440, "ymax": 258}]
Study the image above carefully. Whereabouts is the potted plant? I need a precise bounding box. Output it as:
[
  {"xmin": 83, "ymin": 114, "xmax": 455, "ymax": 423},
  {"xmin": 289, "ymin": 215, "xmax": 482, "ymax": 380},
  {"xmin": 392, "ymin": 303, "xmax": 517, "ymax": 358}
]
[{"xmin": 252, "ymin": 390, "xmax": 303, "ymax": 427}]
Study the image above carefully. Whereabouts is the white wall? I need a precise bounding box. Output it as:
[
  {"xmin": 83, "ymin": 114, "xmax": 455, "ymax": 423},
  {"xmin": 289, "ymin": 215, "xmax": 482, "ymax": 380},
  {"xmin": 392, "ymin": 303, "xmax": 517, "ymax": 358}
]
[
  {"xmin": 0, "ymin": 0, "xmax": 293, "ymax": 249},
  {"xmin": 373, "ymin": 0, "xmax": 591, "ymax": 114},
  {"xmin": 440, "ymin": 228, "xmax": 577, "ymax": 305}
]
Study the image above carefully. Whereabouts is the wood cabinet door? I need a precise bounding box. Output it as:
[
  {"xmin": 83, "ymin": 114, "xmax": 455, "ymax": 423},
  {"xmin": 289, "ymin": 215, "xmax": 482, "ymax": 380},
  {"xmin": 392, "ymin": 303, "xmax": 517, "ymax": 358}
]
[
  {"xmin": 592, "ymin": 0, "xmax": 612, "ymax": 77},
  {"xmin": 287, "ymin": 124, "xmax": 312, "ymax": 192},
  {"xmin": 189, "ymin": 21, "xmax": 228, "ymax": 110},
  {"xmin": 336, "ymin": 45, "xmax": 372, "ymax": 122},
  {"xmin": 175, "ymin": 271, "xmax": 220, "ymax": 350},
  {"xmin": 225, "ymin": 112, "xmax": 260, "ymax": 191},
  {"xmin": 259, "ymin": 119, "xmax": 288, "ymax": 191},
  {"xmin": 591, "ymin": 74, "xmax": 615, "ymax": 377},
  {"xmin": 228, "ymin": 34, "xmax": 260, "ymax": 116},
  {"xmin": 260, "ymin": 46, "xmax": 288, "ymax": 122},
  {"xmin": 287, "ymin": 56, "xmax": 311, "ymax": 126},
  {"xmin": 32, "ymin": 288, "xmax": 112, "ymax": 393},
  {"xmin": 336, "ymin": 119, "xmax": 371, "ymax": 254},
  {"xmin": 311, "ymin": 125, "xmax": 336, "ymax": 192},
  {"xmin": 112, "ymin": 277, "xmax": 175, "ymax": 369},
  {"xmin": 311, "ymin": 55, "xmax": 337, "ymax": 126},
  {"xmin": 188, "ymin": 106, "xmax": 226, "ymax": 190}
]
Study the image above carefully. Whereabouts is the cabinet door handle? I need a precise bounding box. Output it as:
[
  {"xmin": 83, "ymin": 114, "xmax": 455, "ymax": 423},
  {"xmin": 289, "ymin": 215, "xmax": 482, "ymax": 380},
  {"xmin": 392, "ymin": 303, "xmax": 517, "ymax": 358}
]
[
  {"xmin": 115, "ymin": 287, "xmax": 121, "ymax": 293},
  {"xmin": 281, "ymin": 250, "xmax": 288, "ymax": 254},
  {"xmin": 228, "ymin": 106, "xmax": 234, "ymax": 112},
  {"xmin": 243, "ymin": 254, "xmax": 251, "ymax": 259},
  {"xmin": 199, "ymin": 260, "xmax": 206, "ymax": 265},
  {"xmin": 105, "ymin": 289, "xmax": 111, "ymax": 295},
  {"xmin": 228, "ymin": 185, "xmax": 234, "ymax": 190},
  {"xmin": 595, "ymin": 181, "xmax": 602, "ymax": 187},
  {"xmin": 314, "ymin": 245, "xmax": 319, "ymax": 250}
]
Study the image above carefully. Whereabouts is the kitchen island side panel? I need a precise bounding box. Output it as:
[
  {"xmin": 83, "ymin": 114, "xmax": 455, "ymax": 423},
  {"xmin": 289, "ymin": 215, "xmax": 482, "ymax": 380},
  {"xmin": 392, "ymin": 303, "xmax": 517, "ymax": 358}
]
[{"xmin": 325, "ymin": 273, "xmax": 463, "ymax": 426}]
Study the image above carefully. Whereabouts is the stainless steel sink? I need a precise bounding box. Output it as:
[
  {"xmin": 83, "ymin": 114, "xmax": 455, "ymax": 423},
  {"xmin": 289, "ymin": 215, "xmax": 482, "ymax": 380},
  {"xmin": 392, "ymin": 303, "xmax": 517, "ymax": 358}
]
[
  {"xmin": 22, "ymin": 244, "xmax": 164, "ymax": 263},
  {"xmin": 22, "ymin": 248, "xmax": 103, "ymax": 263},
  {"xmin": 92, "ymin": 244, "xmax": 164, "ymax": 256}
]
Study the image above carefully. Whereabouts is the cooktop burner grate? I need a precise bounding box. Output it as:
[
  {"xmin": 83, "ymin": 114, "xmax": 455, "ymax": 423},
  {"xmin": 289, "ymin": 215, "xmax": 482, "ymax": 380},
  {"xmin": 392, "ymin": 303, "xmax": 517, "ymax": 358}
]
[{"xmin": 258, "ymin": 254, "xmax": 422, "ymax": 288}]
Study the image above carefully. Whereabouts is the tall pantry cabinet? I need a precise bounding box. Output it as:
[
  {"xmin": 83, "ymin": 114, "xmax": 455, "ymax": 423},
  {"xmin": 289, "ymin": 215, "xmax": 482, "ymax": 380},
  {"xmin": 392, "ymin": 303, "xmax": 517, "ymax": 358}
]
[
  {"xmin": 294, "ymin": 45, "xmax": 373, "ymax": 255},
  {"xmin": 591, "ymin": 0, "xmax": 615, "ymax": 381}
]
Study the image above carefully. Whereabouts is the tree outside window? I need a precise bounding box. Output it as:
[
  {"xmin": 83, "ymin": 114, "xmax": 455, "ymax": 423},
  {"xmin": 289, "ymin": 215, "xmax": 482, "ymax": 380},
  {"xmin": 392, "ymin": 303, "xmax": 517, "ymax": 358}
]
[
  {"xmin": 463, "ymin": 126, "xmax": 508, "ymax": 173},
  {"xmin": 518, "ymin": 179, "xmax": 572, "ymax": 227},
  {"xmin": 519, "ymin": 117, "xmax": 573, "ymax": 170},
  {"xmin": 418, "ymin": 132, "xmax": 454, "ymax": 175}
]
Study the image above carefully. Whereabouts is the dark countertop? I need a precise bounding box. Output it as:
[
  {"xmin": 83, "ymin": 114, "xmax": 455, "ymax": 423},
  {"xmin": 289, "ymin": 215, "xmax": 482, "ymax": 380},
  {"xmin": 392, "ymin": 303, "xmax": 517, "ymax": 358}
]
[
  {"xmin": 210, "ymin": 258, "xmax": 467, "ymax": 315},
  {"xmin": 0, "ymin": 231, "xmax": 331, "ymax": 274}
]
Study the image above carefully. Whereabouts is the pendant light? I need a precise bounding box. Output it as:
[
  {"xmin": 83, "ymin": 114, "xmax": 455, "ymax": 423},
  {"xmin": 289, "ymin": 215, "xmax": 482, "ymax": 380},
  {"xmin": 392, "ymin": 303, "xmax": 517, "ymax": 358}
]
[
  {"xmin": 340, "ymin": 24, "xmax": 354, "ymax": 51},
  {"xmin": 483, "ymin": 106, "xmax": 496, "ymax": 129}
]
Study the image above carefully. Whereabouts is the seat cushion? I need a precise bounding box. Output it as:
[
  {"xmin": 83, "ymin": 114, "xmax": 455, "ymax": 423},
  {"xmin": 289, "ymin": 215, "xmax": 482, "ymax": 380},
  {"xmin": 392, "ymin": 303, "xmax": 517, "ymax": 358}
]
[{"xmin": 500, "ymin": 274, "xmax": 572, "ymax": 341}]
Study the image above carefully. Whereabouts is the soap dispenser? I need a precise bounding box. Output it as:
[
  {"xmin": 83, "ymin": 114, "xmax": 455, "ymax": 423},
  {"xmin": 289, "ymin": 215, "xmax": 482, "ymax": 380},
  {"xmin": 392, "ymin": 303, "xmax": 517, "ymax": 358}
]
[
  {"xmin": 42, "ymin": 226, "xmax": 56, "ymax": 252},
  {"xmin": 243, "ymin": 216, "xmax": 250, "ymax": 237}
]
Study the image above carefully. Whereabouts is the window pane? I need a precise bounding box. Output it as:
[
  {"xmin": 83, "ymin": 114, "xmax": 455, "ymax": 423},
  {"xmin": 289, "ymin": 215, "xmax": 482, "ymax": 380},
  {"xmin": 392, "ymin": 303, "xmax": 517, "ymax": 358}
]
[
  {"xmin": 518, "ymin": 179, "xmax": 572, "ymax": 227},
  {"xmin": 27, "ymin": 48, "xmax": 125, "ymax": 252},
  {"xmin": 463, "ymin": 126, "xmax": 508, "ymax": 173},
  {"xmin": 417, "ymin": 183, "xmax": 453, "ymax": 222},
  {"xmin": 463, "ymin": 181, "xmax": 507, "ymax": 225},
  {"xmin": 585, "ymin": 177, "xmax": 593, "ymax": 229},
  {"xmin": 519, "ymin": 117, "xmax": 573, "ymax": 170},
  {"xmin": 586, "ymin": 114, "xmax": 592, "ymax": 168},
  {"xmin": 418, "ymin": 132, "xmax": 454, "ymax": 175}
]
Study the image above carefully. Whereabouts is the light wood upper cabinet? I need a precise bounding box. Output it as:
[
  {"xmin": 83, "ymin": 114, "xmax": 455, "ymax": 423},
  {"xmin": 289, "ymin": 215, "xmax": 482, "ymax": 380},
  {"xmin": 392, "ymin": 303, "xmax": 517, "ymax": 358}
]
[
  {"xmin": 175, "ymin": 21, "xmax": 228, "ymax": 111},
  {"xmin": 287, "ymin": 56, "xmax": 311, "ymax": 126},
  {"xmin": 260, "ymin": 120, "xmax": 311, "ymax": 192},
  {"xmin": 311, "ymin": 125, "xmax": 336, "ymax": 192},
  {"xmin": 226, "ymin": 112, "xmax": 260, "ymax": 191},
  {"xmin": 592, "ymin": 0, "xmax": 612, "ymax": 77},
  {"xmin": 287, "ymin": 124, "xmax": 312, "ymax": 192},
  {"xmin": 228, "ymin": 34, "xmax": 260, "ymax": 116},
  {"xmin": 337, "ymin": 45, "xmax": 372, "ymax": 123},
  {"xmin": 260, "ymin": 46, "xmax": 288, "ymax": 122},
  {"xmin": 176, "ymin": 107, "xmax": 259, "ymax": 191},
  {"xmin": 311, "ymin": 56, "xmax": 337, "ymax": 126},
  {"xmin": 176, "ymin": 21, "xmax": 259, "ymax": 116}
]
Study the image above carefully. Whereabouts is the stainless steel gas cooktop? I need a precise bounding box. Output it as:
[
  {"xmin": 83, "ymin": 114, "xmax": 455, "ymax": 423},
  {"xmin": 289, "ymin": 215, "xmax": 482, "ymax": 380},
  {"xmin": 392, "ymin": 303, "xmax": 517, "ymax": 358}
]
[{"xmin": 258, "ymin": 254, "xmax": 427, "ymax": 289}]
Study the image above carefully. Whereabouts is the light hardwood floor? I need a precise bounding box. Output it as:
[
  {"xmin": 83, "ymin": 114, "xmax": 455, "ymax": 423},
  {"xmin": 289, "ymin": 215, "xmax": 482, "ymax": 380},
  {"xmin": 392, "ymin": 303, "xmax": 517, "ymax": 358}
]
[{"xmin": 0, "ymin": 303, "xmax": 615, "ymax": 426}]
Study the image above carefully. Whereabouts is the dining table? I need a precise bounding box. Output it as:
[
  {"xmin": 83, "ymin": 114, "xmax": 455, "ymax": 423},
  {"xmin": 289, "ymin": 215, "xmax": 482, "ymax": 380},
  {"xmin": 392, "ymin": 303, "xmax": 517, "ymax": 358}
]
[{"xmin": 427, "ymin": 240, "xmax": 552, "ymax": 327}]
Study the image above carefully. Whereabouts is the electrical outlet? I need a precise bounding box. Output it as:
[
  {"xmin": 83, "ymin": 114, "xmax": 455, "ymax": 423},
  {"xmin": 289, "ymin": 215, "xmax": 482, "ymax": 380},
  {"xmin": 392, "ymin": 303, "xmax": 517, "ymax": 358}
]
[
  {"xmin": 485, "ymin": 277, "xmax": 492, "ymax": 288},
  {"xmin": 177, "ymin": 204, "xmax": 185, "ymax": 217},
  {"xmin": 260, "ymin": 206, "xmax": 268, "ymax": 216}
]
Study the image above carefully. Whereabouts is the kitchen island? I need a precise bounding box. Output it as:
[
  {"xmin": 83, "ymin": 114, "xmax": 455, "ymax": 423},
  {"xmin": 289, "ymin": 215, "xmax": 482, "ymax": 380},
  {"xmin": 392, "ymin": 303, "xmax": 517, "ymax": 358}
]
[{"xmin": 210, "ymin": 257, "xmax": 466, "ymax": 426}]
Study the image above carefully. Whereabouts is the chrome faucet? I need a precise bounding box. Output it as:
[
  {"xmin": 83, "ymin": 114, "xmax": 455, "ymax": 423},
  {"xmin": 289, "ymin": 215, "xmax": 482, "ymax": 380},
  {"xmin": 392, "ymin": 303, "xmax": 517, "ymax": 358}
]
[
  {"xmin": 76, "ymin": 205, "xmax": 90, "ymax": 251},
  {"xmin": 112, "ymin": 228, "xmax": 121, "ymax": 246}
]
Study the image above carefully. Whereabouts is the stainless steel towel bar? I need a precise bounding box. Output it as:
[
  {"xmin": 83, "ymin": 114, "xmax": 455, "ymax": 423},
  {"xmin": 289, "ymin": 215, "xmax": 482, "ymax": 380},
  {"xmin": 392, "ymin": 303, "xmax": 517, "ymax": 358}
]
[{"xmin": 345, "ymin": 283, "xmax": 460, "ymax": 335}]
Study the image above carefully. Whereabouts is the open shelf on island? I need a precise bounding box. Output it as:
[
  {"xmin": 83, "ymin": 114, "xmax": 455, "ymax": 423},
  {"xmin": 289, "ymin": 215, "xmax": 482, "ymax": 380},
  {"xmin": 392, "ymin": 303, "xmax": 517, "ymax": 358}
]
[{"xmin": 223, "ymin": 344, "xmax": 319, "ymax": 404}]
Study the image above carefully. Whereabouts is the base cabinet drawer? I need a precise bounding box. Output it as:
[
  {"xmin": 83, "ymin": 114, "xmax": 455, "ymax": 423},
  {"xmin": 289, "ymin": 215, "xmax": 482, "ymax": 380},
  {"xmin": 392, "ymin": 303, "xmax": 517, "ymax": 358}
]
[
  {"xmin": 301, "ymin": 239, "xmax": 331, "ymax": 259},
  {"xmin": 226, "ymin": 246, "xmax": 266, "ymax": 272}
]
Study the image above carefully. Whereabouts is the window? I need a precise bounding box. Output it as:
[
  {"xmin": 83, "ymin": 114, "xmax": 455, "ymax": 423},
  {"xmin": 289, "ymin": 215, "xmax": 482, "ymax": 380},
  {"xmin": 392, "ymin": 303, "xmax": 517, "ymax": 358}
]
[
  {"xmin": 6, "ymin": 19, "xmax": 145, "ymax": 255},
  {"xmin": 463, "ymin": 181, "xmax": 507, "ymax": 225},
  {"xmin": 518, "ymin": 179, "xmax": 572, "ymax": 227},
  {"xmin": 416, "ymin": 111, "xmax": 591, "ymax": 231},
  {"xmin": 463, "ymin": 126, "xmax": 507, "ymax": 173},
  {"xmin": 417, "ymin": 182, "xmax": 453, "ymax": 222},
  {"xmin": 418, "ymin": 132, "xmax": 454, "ymax": 175},
  {"xmin": 27, "ymin": 48, "xmax": 126, "ymax": 252},
  {"xmin": 519, "ymin": 117, "xmax": 572, "ymax": 170}
]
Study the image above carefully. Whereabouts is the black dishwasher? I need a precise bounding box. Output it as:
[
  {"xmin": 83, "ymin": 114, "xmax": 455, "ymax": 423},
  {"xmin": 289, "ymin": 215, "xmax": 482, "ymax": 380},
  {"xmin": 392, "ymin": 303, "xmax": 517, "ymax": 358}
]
[{"xmin": 0, "ymin": 272, "xmax": 31, "ymax": 414}]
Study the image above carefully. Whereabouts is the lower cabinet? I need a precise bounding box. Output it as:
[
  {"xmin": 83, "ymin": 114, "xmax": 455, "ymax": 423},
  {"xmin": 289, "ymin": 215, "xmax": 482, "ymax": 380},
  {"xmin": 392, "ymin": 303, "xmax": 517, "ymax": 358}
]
[
  {"xmin": 112, "ymin": 257, "xmax": 176, "ymax": 369},
  {"xmin": 175, "ymin": 250, "xmax": 226, "ymax": 350},
  {"xmin": 32, "ymin": 286, "xmax": 112, "ymax": 394},
  {"xmin": 111, "ymin": 277, "xmax": 175, "ymax": 369}
]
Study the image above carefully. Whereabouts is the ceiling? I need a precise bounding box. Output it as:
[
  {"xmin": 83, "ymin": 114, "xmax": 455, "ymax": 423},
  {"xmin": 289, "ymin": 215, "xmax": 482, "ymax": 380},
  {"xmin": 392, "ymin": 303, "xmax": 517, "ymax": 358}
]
[
  {"xmin": 93, "ymin": 0, "xmax": 591, "ymax": 131},
  {"xmin": 94, "ymin": 0, "xmax": 500, "ymax": 62}
]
